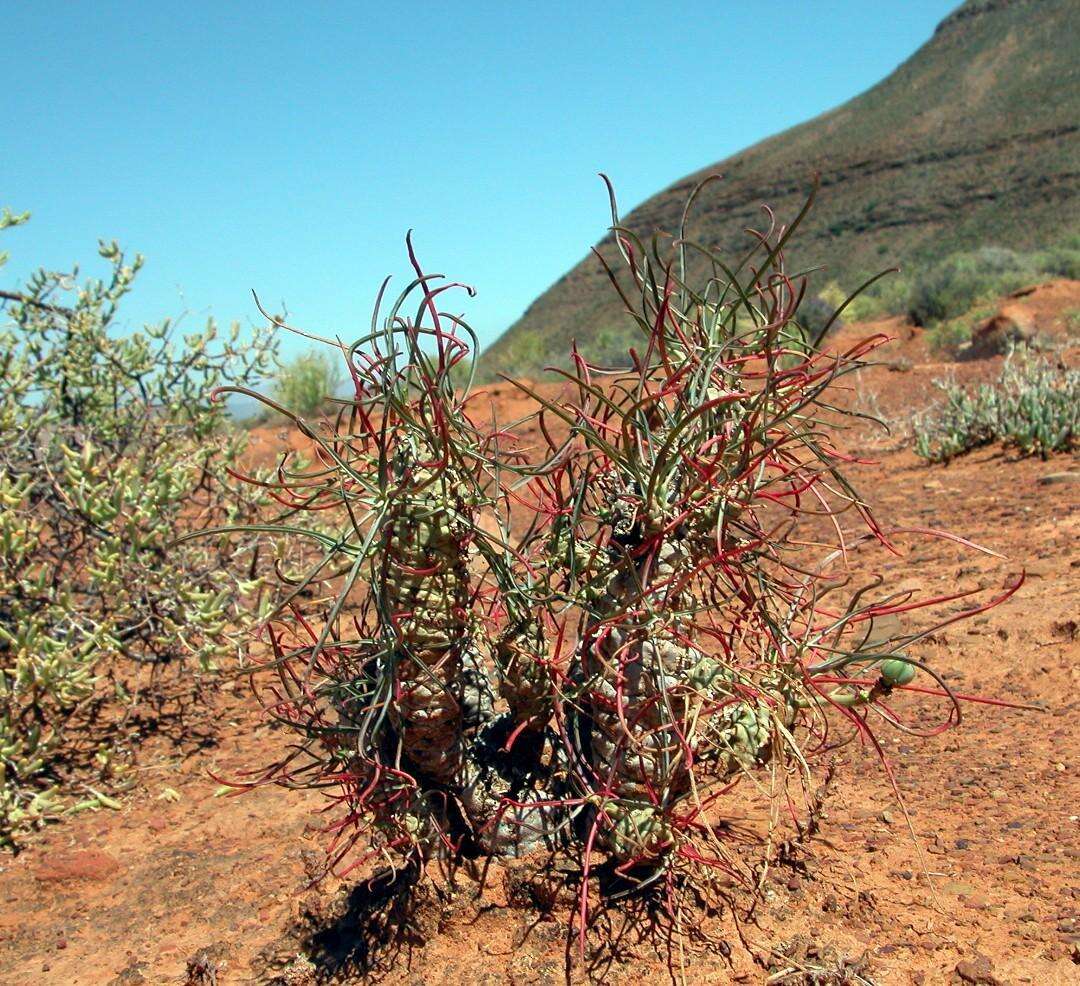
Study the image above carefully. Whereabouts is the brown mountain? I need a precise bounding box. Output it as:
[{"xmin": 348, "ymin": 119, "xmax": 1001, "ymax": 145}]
[{"xmin": 483, "ymin": 0, "xmax": 1079, "ymax": 377}]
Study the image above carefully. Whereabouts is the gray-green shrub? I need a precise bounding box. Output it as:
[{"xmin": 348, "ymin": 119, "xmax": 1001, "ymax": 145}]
[
  {"xmin": 908, "ymin": 247, "xmax": 1039, "ymax": 325},
  {"xmin": 0, "ymin": 209, "xmax": 277, "ymax": 842},
  {"xmin": 913, "ymin": 351, "xmax": 1079, "ymax": 463}
]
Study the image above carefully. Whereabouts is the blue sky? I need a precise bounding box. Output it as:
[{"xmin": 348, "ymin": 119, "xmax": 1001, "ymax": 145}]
[{"xmin": 2, "ymin": 1, "xmax": 955, "ymax": 357}]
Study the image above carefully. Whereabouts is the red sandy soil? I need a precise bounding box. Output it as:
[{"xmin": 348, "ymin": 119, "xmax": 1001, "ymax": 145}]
[{"xmin": 0, "ymin": 283, "xmax": 1077, "ymax": 985}]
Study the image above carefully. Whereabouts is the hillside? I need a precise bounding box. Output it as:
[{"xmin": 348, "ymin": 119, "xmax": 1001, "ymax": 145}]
[{"xmin": 483, "ymin": 0, "xmax": 1079, "ymax": 377}]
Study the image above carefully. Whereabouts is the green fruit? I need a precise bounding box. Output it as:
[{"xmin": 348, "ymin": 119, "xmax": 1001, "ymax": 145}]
[{"xmin": 879, "ymin": 658, "xmax": 916, "ymax": 686}]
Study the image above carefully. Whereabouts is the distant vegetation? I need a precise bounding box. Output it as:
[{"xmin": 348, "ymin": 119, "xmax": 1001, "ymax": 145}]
[
  {"xmin": 846, "ymin": 238, "xmax": 1080, "ymax": 326},
  {"xmin": 914, "ymin": 351, "xmax": 1079, "ymax": 463},
  {"xmin": 484, "ymin": 234, "xmax": 1080, "ymax": 379},
  {"xmin": 271, "ymin": 348, "xmax": 343, "ymax": 417},
  {"xmin": 0, "ymin": 209, "xmax": 277, "ymax": 843},
  {"xmin": 486, "ymin": 235, "xmax": 1078, "ymax": 377}
]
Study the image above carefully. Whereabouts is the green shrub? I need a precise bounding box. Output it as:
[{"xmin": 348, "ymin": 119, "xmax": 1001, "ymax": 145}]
[
  {"xmin": 818, "ymin": 280, "xmax": 847, "ymax": 312},
  {"xmin": 844, "ymin": 271, "xmax": 914, "ymax": 322},
  {"xmin": 0, "ymin": 209, "xmax": 277, "ymax": 842},
  {"xmin": 845, "ymin": 236, "xmax": 1080, "ymax": 327},
  {"xmin": 907, "ymin": 247, "xmax": 1037, "ymax": 325},
  {"xmin": 913, "ymin": 351, "xmax": 1079, "ymax": 462},
  {"xmin": 271, "ymin": 349, "xmax": 343, "ymax": 416},
  {"xmin": 1034, "ymin": 244, "xmax": 1080, "ymax": 280},
  {"xmin": 1034, "ymin": 233, "xmax": 1080, "ymax": 280}
]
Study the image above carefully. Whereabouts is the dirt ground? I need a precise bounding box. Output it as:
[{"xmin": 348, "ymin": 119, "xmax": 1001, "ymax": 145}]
[{"xmin": 0, "ymin": 283, "xmax": 1077, "ymax": 985}]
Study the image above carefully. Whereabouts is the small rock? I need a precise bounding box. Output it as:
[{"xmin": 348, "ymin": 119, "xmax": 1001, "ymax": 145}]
[
  {"xmin": 953, "ymin": 953, "xmax": 1002, "ymax": 984},
  {"xmin": 1052, "ymin": 620, "xmax": 1078, "ymax": 640},
  {"xmin": 943, "ymin": 881, "xmax": 976, "ymax": 895},
  {"xmin": 33, "ymin": 849, "xmax": 121, "ymax": 883}
]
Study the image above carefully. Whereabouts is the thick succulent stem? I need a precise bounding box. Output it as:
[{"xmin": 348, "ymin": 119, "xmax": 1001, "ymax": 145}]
[
  {"xmin": 493, "ymin": 611, "xmax": 550, "ymax": 732},
  {"xmin": 384, "ymin": 469, "xmax": 475, "ymax": 786},
  {"xmin": 581, "ymin": 539, "xmax": 703, "ymax": 857}
]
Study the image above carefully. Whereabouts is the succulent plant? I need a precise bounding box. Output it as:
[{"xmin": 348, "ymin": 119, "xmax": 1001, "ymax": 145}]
[
  {"xmin": 0, "ymin": 208, "xmax": 278, "ymax": 843},
  {"xmin": 229, "ymin": 185, "xmax": 1023, "ymax": 940},
  {"xmin": 914, "ymin": 349, "xmax": 1078, "ymax": 462}
]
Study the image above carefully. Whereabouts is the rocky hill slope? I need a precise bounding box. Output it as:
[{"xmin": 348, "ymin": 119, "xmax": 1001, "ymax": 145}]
[{"xmin": 483, "ymin": 0, "xmax": 1079, "ymax": 377}]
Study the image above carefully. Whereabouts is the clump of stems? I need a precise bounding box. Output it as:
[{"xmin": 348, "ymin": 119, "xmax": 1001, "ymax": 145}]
[{"xmin": 223, "ymin": 185, "xmax": 1022, "ymax": 938}]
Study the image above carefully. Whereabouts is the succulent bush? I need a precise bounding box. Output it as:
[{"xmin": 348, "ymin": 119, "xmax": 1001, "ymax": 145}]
[
  {"xmin": 230, "ymin": 184, "xmax": 1020, "ymax": 942},
  {"xmin": 914, "ymin": 350, "xmax": 1079, "ymax": 463},
  {"xmin": 0, "ymin": 208, "xmax": 277, "ymax": 842}
]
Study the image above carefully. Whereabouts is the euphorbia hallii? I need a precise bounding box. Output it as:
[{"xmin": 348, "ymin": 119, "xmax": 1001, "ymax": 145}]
[{"xmin": 216, "ymin": 182, "xmax": 1024, "ymax": 942}]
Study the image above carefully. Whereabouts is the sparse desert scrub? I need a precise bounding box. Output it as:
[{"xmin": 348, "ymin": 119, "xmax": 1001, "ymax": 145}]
[
  {"xmin": 845, "ymin": 238, "xmax": 1080, "ymax": 327},
  {"xmin": 908, "ymin": 246, "xmax": 1045, "ymax": 326},
  {"xmin": 0, "ymin": 209, "xmax": 278, "ymax": 843},
  {"xmin": 914, "ymin": 349, "xmax": 1079, "ymax": 463},
  {"xmin": 224, "ymin": 184, "xmax": 1023, "ymax": 947}
]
